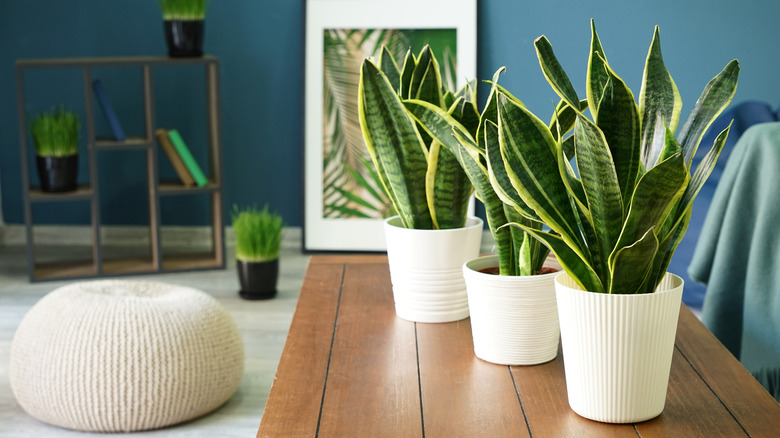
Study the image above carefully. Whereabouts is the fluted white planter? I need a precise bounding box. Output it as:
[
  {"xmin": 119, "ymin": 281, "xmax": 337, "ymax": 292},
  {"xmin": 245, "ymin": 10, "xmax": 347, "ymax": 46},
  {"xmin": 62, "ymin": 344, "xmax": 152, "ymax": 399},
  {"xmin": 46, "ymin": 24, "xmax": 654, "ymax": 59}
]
[
  {"xmin": 555, "ymin": 272, "xmax": 684, "ymax": 423},
  {"xmin": 463, "ymin": 255, "xmax": 559, "ymax": 365},
  {"xmin": 384, "ymin": 216, "xmax": 482, "ymax": 323}
]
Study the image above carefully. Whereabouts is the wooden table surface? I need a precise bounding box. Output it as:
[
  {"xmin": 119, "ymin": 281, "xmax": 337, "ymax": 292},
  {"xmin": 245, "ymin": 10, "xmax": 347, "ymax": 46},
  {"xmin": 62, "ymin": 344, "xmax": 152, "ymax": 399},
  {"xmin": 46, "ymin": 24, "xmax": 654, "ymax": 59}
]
[{"xmin": 257, "ymin": 255, "xmax": 780, "ymax": 437}]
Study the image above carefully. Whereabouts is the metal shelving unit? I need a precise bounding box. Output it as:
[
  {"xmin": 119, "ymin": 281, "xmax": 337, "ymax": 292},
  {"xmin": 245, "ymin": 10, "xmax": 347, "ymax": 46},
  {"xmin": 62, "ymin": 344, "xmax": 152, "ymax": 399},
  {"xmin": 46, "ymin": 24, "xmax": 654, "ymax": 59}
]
[{"xmin": 16, "ymin": 55, "xmax": 224, "ymax": 281}]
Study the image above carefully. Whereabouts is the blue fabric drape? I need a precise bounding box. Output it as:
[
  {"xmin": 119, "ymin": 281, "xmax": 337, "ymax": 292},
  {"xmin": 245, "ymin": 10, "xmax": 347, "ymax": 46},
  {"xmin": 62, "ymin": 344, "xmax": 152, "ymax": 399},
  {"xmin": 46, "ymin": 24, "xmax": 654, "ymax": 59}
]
[
  {"xmin": 688, "ymin": 121, "xmax": 780, "ymax": 401},
  {"xmin": 669, "ymin": 101, "xmax": 780, "ymax": 309}
]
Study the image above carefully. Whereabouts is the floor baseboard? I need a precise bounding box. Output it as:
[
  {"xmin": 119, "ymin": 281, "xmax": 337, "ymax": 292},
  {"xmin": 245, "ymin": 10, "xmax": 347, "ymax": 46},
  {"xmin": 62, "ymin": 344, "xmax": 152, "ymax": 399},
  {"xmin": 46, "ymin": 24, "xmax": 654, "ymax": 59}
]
[
  {"xmin": 1, "ymin": 224, "xmax": 494, "ymax": 254},
  {"xmin": 1, "ymin": 224, "xmax": 303, "ymax": 250}
]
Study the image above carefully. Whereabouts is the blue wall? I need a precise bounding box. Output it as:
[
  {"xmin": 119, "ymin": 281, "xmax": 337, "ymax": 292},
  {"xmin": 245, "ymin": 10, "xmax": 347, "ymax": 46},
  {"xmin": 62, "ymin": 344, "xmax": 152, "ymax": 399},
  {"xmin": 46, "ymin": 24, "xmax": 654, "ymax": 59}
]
[{"xmin": 2, "ymin": 0, "xmax": 778, "ymax": 227}]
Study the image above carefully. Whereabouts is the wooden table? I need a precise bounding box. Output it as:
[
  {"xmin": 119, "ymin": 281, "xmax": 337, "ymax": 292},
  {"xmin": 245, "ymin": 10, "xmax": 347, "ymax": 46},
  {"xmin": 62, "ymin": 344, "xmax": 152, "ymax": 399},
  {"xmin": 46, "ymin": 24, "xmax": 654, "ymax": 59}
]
[{"xmin": 257, "ymin": 255, "xmax": 780, "ymax": 437}]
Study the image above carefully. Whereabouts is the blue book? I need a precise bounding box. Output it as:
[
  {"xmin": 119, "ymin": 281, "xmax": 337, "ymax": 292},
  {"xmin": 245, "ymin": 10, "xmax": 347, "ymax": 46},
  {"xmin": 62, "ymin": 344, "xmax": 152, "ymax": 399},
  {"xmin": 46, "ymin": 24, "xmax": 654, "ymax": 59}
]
[{"xmin": 92, "ymin": 79, "xmax": 126, "ymax": 141}]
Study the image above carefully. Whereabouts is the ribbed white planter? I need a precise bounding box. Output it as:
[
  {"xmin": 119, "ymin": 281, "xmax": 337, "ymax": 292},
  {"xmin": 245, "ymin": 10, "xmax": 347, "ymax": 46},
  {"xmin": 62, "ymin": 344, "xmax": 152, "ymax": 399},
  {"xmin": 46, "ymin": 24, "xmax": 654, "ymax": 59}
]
[
  {"xmin": 555, "ymin": 272, "xmax": 684, "ymax": 423},
  {"xmin": 463, "ymin": 255, "xmax": 559, "ymax": 365},
  {"xmin": 384, "ymin": 216, "xmax": 482, "ymax": 323}
]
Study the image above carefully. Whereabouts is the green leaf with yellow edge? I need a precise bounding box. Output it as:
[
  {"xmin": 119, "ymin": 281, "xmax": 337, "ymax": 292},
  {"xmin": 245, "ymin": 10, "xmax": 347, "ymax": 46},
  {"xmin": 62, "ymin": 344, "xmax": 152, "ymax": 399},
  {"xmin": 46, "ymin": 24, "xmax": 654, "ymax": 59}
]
[
  {"xmin": 638, "ymin": 26, "xmax": 682, "ymax": 169},
  {"xmin": 534, "ymin": 36, "xmax": 580, "ymax": 109},
  {"xmin": 587, "ymin": 19, "xmax": 609, "ymax": 119},
  {"xmin": 677, "ymin": 60, "xmax": 740, "ymax": 166},
  {"xmin": 378, "ymin": 46, "xmax": 401, "ymax": 93},
  {"xmin": 426, "ymin": 139, "xmax": 471, "ymax": 229},
  {"xmin": 409, "ymin": 46, "xmax": 444, "ymax": 107},
  {"xmin": 497, "ymin": 93, "xmax": 587, "ymax": 258},
  {"xmin": 611, "ymin": 150, "xmax": 687, "ymax": 265},
  {"xmin": 573, "ymin": 113, "xmax": 624, "ymax": 277},
  {"xmin": 680, "ymin": 123, "xmax": 731, "ymax": 217},
  {"xmin": 647, "ymin": 206, "xmax": 691, "ymax": 292},
  {"xmin": 485, "ymin": 120, "xmax": 541, "ymax": 222},
  {"xmin": 609, "ymin": 227, "xmax": 658, "ymax": 294},
  {"xmin": 400, "ymin": 49, "xmax": 414, "ymax": 98},
  {"xmin": 358, "ymin": 60, "xmax": 432, "ymax": 229},
  {"xmin": 596, "ymin": 63, "xmax": 641, "ymax": 207}
]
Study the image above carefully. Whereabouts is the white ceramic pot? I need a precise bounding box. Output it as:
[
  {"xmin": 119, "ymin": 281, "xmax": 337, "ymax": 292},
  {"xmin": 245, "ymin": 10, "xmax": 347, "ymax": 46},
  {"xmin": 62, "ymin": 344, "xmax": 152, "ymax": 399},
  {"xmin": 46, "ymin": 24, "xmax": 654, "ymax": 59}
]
[
  {"xmin": 384, "ymin": 216, "xmax": 483, "ymax": 323},
  {"xmin": 463, "ymin": 255, "xmax": 560, "ymax": 365},
  {"xmin": 555, "ymin": 272, "xmax": 684, "ymax": 423}
]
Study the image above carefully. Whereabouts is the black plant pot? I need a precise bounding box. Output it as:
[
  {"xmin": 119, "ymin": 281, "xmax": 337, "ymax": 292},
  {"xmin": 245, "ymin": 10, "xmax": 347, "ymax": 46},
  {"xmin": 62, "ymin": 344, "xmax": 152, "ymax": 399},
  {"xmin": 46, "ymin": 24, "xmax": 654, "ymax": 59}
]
[
  {"xmin": 164, "ymin": 20, "xmax": 204, "ymax": 57},
  {"xmin": 237, "ymin": 259, "xmax": 279, "ymax": 300},
  {"xmin": 36, "ymin": 155, "xmax": 78, "ymax": 193}
]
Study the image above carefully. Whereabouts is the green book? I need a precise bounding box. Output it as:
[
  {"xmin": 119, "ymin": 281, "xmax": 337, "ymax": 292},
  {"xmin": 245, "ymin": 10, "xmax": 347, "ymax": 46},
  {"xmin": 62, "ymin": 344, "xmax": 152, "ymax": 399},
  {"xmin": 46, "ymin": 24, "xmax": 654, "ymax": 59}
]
[{"xmin": 167, "ymin": 129, "xmax": 208, "ymax": 187}]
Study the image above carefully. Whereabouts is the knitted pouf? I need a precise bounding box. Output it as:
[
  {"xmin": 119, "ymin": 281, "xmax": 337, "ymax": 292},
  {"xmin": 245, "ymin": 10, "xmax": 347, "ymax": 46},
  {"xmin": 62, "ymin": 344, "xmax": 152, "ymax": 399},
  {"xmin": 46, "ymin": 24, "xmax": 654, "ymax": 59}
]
[{"xmin": 9, "ymin": 280, "xmax": 244, "ymax": 432}]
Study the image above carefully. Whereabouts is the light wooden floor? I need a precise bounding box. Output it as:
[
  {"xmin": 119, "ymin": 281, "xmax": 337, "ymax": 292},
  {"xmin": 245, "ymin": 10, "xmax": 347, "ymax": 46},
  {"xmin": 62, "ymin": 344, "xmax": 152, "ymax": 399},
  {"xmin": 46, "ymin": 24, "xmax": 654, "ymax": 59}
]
[{"xmin": 0, "ymin": 242, "xmax": 311, "ymax": 437}]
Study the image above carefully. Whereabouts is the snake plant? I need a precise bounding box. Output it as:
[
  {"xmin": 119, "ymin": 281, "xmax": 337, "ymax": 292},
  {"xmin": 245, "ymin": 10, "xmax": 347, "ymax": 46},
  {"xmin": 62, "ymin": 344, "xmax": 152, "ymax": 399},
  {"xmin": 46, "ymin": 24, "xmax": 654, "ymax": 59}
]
[
  {"xmin": 499, "ymin": 21, "xmax": 739, "ymax": 294},
  {"xmin": 413, "ymin": 21, "xmax": 739, "ymax": 293},
  {"xmin": 358, "ymin": 45, "xmax": 476, "ymax": 230},
  {"xmin": 404, "ymin": 72, "xmax": 551, "ymax": 276}
]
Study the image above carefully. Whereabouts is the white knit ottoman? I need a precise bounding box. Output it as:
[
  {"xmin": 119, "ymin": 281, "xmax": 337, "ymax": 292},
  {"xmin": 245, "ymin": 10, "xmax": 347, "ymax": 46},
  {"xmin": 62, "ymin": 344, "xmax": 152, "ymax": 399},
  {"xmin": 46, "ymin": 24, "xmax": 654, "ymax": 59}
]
[{"xmin": 9, "ymin": 280, "xmax": 244, "ymax": 432}]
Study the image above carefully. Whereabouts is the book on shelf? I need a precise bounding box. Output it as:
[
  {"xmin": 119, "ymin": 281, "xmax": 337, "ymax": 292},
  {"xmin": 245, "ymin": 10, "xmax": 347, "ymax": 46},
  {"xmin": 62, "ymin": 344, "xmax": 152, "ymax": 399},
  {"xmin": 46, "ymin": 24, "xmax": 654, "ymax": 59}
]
[
  {"xmin": 167, "ymin": 129, "xmax": 208, "ymax": 188},
  {"xmin": 92, "ymin": 79, "xmax": 126, "ymax": 141},
  {"xmin": 155, "ymin": 128, "xmax": 195, "ymax": 187}
]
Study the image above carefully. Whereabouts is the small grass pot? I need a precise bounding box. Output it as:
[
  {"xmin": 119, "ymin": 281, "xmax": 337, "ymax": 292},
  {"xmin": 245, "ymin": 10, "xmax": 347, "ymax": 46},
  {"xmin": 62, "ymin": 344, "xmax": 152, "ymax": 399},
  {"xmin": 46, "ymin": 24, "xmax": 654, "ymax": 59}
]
[
  {"xmin": 232, "ymin": 205, "xmax": 283, "ymax": 300},
  {"xmin": 555, "ymin": 272, "xmax": 684, "ymax": 423},
  {"xmin": 463, "ymin": 255, "xmax": 560, "ymax": 365},
  {"xmin": 30, "ymin": 107, "xmax": 80, "ymax": 192},
  {"xmin": 384, "ymin": 216, "xmax": 482, "ymax": 323}
]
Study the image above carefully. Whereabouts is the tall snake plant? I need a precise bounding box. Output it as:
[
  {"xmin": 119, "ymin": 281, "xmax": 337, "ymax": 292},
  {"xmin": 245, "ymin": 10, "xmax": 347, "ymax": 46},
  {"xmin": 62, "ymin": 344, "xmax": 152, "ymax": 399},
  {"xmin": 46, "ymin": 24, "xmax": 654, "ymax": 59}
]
[
  {"xmin": 417, "ymin": 21, "xmax": 738, "ymax": 293},
  {"xmin": 358, "ymin": 45, "xmax": 476, "ymax": 230},
  {"xmin": 508, "ymin": 21, "xmax": 739, "ymax": 294}
]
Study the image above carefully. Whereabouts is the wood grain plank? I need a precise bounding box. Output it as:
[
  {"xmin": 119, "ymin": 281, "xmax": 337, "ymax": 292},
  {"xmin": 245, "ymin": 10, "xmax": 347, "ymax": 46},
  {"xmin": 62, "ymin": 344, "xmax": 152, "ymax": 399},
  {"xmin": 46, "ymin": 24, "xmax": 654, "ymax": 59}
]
[
  {"xmin": 511, "ymin": 348, "xmax": 637, "ymax": 438},
  {"xmin": 674, "ymin": 305, "xmax": 780, "ymax": 437},
  {"xmin": 317, "ymin": 263, "xmax": 422, "ymax": 437},
  {"xmin": 310, "ymin": 254, "xmax": 388, "ymax": 265},
  {"xmin": 417, "ymin": 319, "xmax": 531, "ymax": 437},
  {"xmin": 636, "ymin": 349, "xmax": 748, "ymax": 437},
  {"xmin": 257, "ymin": 262, "xmax": 344, "ymax": 438}
]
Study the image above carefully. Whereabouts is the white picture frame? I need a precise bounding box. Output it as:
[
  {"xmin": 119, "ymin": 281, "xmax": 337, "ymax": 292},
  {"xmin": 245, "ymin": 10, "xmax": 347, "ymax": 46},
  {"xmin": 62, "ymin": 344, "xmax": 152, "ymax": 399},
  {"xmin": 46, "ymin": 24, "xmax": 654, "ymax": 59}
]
[{"xmin": 303, "ymin": 0, "xmax": 478, "ymax": 251}]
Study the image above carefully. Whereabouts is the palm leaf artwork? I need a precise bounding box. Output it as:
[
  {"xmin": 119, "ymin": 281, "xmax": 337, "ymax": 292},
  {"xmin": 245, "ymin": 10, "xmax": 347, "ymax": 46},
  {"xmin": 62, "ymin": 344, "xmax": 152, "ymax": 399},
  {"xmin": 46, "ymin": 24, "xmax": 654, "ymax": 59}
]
[
  {"xmin": 488, "ymin": 20, "xmax": 739, "ymax": 294},
  {"xmin": 322, "ymin": 29, "xmax": 457, "ymax": 220},
  {"xmin": 322, "ymin": 29, "xmax": 398, "ymax": 219}
]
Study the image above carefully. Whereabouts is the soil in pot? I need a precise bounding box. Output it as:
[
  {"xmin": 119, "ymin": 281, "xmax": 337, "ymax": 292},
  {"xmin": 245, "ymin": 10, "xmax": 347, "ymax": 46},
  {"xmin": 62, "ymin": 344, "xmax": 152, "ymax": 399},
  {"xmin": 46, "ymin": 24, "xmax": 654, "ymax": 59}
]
[{"xmin": 478, "ymin": 266, "xmax": 558, "ymax": 276}]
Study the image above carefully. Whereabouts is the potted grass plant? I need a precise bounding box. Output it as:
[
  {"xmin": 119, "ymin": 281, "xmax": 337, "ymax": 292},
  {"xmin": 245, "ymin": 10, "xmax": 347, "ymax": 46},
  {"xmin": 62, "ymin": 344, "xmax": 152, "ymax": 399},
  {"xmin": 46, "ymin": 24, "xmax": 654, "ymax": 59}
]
[
  {"xmin": 358, "ymin": 45, "xmax": 482, "ymax": 323},
  {"xmin": 30, "ymin": 106, "xmax": 80, "ymax": 193},
  {"xmin": 470, "ymin": 20, "xmax": 738, "ymax": 423},
  {"xmin": 159, "ymin": 0, "xmax": 208, "ymax": 57},
  {"xmin": 404, "ymin": 72, "xmax": 562, "ymax": 365},
  {"xmin": 231, "ymin": 204, "xmax": 283, "ymax": 300}
]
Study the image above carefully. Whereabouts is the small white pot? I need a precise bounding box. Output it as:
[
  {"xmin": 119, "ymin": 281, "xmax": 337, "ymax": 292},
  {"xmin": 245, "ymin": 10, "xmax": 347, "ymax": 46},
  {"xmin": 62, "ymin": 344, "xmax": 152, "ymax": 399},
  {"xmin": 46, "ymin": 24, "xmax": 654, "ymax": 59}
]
[
  {"xmin": 555, "ymin": 272, "xmax": 684, "ymax": 423},
  {"xmin": 463, "ymin": 255, "xmax": 560, "ymax": 365},
  {"xmin": 384, "ymin": 216, "xmax": 483, "ymax": 323}
]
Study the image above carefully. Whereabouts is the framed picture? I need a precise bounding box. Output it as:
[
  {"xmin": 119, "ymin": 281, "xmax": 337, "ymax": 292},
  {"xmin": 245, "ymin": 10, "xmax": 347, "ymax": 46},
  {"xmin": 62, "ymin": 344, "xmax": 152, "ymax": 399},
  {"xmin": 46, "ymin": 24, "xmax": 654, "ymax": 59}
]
[{"xmin": 303, "ymin": 0, "xmax": 478, "ymax": 251}]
